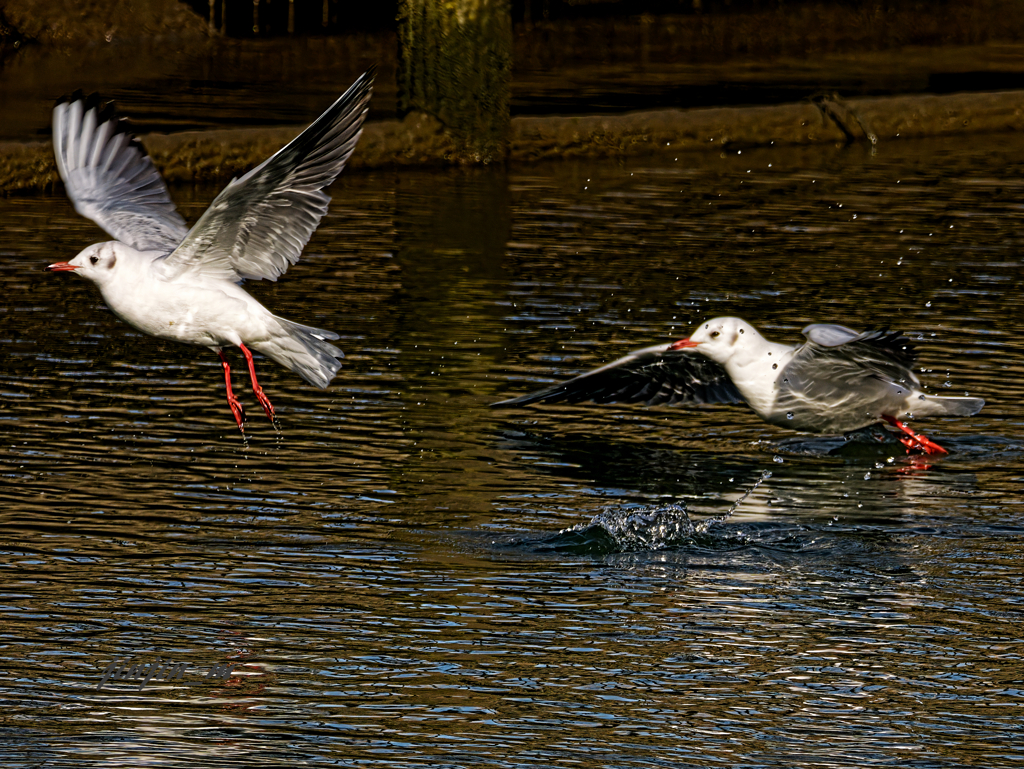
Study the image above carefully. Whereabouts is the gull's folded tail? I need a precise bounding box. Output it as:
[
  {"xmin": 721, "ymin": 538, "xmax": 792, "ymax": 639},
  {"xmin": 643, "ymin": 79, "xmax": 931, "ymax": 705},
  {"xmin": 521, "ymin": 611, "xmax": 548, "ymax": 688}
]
[
  {"xmin": 915, "ymin": 395, "xmax": 985, "ymax": 417},
  {"xmin": 254, "ymin": 317, "xmax": 344, "ymax": 389}
]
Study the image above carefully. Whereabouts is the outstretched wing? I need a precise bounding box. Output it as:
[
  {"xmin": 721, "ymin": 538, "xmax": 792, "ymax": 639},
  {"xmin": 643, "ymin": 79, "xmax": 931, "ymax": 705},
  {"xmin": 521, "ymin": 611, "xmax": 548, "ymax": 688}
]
[
  {"xmin": 797, "ymin": 324, "xmax": 918, "ymax": 384},
  {"xmin": 156, "ymin": 69, "xmax": 375, "ymax": 283},
  {"xmin": 53, "ymin": 92, "xmax": 188, "ymax": 253},
  {"xmin": 493, "ymin": 343, "xmax": 746, "ymax": 408}
]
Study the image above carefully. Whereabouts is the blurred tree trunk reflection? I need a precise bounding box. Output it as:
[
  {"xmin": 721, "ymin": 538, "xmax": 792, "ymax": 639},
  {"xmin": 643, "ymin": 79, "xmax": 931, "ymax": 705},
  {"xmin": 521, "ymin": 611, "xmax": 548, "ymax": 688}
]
[
  {"xmin": 398, "ymin": 0, "xmax": 512, "ymax": 163},
  {"xmin": 386, "ymin": 168, "xmax": 514, "ymax": 520}
]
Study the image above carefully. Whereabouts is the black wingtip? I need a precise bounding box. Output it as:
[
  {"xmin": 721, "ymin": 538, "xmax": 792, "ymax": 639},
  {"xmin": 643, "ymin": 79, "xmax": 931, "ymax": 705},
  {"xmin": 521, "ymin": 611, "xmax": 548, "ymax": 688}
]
[
  {"xmin": 83, "ymin": 91, "xmax": 104, "ymax": 113},
  {"xmin": 54, "ymin": 91, "xmax": 126, "ymax": 126},
  {"xmin": 350, "ymin": 67, "xmax": 376, "ymax": 100},
  {"xmin": 490, "ymin": 395, "xmax": 531, "ymax": 408},
  {"xmin": 490, "ymin": 385, "xmax": 564, "ymax": 408},
  {"xmin": 491, "ymin": 385, "xmax": 577, "ymax": 408},
  {"xmin": 863, "ymin": 328, "xmax": 917, "ymax": 367},
  {"xmin": 53, "ymin": 90, "xmax": 145, "ymax": 153},
  {"xmin": 54, "ymin": 90, "xmax": 109, "ymax": 113},
  {"xmin": 54, "ymin": 89, "xmax": 85, "ymax": 109}
]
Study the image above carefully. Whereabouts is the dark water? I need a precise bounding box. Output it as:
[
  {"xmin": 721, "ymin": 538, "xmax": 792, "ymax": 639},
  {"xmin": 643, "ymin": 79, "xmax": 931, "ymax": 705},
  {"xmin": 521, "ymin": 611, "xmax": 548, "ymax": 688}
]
[{"xmin": 2, "ymin": 135, "xmax": 1024, "ymax": 767}]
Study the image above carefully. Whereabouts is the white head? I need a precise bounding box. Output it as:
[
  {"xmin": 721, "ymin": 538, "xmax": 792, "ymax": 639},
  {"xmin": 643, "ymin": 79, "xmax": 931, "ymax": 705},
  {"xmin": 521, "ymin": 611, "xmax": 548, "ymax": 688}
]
[
  {"xmin": 46, "ymin": 242, "xmax": 125, "ymax": 287},
  {"xmin": 670, "ymin": 316, "xmax": 762, "ymax": 364}
]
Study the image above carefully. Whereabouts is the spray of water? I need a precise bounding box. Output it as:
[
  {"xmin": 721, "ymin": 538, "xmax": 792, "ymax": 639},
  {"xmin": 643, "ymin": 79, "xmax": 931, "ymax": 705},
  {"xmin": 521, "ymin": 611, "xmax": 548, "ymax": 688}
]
[{"xmin": 695, "ymin": 470, "xmax": 773, "ymax": 534}]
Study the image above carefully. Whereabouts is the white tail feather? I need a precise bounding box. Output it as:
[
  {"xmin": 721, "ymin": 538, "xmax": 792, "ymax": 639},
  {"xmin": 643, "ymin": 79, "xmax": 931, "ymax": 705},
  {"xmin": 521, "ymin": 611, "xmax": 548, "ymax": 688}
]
[
  {"xmin": 914, "ymin": 395, "xmax": 984, "ymax": 418},
  {"xmin": 252, "ymin": 317, "xmax": 344, "ymax": 389}
]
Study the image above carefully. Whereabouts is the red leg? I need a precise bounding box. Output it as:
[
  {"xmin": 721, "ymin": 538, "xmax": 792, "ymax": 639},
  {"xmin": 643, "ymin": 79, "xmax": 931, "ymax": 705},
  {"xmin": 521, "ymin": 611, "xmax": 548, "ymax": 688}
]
[
  {"xmin": 217, "ymin": 350, "xmax": 246, "ymax": 432},
  {"xmin": 238, "ymin": 343, "xmax": 275, "ymax": 422},
  {"xmin": 882, "ymin": 415, "xmax": 948, "ymax": 455}
]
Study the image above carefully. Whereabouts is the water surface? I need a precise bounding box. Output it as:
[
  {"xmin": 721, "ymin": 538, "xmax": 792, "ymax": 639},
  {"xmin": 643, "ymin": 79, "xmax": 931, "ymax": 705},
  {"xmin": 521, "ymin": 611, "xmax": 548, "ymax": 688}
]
[{"xmin": 2, "ymin": 135, "xmax": 1023, "ymax": 767}]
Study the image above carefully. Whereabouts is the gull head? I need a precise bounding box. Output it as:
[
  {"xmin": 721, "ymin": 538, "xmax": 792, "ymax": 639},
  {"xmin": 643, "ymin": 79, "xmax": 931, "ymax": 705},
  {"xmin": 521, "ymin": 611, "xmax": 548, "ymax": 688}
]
[
  {"xmin": 46, "ymin": 242, "xmax": 124, "ymax": 286},
  {"xmin": 670, "ymin": 317, "xmax": 759, "ymax": 365}
]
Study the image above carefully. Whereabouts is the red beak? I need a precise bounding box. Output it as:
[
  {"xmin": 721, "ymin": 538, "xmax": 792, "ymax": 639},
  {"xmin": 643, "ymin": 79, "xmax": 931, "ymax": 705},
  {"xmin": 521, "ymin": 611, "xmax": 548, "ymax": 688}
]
[
  {"xmin": 46, "ymin": 262, "xmax": 80, "ymax": 272},
  {"xmin": 669, "ymin": 338, "xmax": 699, "ymax": 350}
]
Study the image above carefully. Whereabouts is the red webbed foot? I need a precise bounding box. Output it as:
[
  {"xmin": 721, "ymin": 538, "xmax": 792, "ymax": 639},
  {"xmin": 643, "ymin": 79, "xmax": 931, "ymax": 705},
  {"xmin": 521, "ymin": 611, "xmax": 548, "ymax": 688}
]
[
  {"xmin": 218, "ymin": 349, "xmax": 247, "ymax": 433},
  {"xmin": 882, "ymin": 415, "xmax": 948, "ymax": 455},
  {"xmin": 238, "ymin": 343, "xmax": 276, "ymax": 423}
]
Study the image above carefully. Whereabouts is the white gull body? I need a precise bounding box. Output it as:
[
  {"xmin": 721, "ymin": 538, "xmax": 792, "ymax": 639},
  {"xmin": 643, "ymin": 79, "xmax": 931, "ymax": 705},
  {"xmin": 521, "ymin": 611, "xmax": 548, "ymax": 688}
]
[
  {"xmin": 494, "ymin": 316, "xmax": 984, "ymax": 454},
  {"xmin": 46, "ymin": 70, "xmax": 375, "ymax": 431}
]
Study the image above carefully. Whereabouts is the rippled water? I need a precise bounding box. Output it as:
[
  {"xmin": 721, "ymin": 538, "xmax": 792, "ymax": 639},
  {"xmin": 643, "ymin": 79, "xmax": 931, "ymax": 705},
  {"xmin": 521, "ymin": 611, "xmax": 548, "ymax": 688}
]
[{"xmin": 3, "ymin": 135, "xmax": 1024, "ymax": 767}]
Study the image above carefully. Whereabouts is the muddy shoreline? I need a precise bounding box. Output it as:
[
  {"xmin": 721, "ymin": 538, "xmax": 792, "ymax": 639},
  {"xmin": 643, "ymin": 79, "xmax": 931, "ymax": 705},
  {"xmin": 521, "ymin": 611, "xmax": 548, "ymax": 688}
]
[{"xmin": 2, "ymin": 87, "xmax": 1021, "ymax": 194}]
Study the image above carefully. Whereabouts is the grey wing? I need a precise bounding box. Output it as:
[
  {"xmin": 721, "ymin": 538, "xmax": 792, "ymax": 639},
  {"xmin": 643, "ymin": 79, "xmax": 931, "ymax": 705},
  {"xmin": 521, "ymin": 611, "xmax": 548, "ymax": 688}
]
[
  {"xmin": 53, "ymin": 92, "xmax": 188, "ymax": 253},
  {"xmin": 492, "ymin": 343, "xmax": 746, "ymax": 407},
  {"xmin": 796, "ymin": 327, "xmax": 919, "ymax": 384},
  {"xmin": 801, "ymin": 323, "xmax": 862, "ymax": 347},
  {"xmin": 157, "ymin": 68, "xmax": 375, "ymax": 283}
]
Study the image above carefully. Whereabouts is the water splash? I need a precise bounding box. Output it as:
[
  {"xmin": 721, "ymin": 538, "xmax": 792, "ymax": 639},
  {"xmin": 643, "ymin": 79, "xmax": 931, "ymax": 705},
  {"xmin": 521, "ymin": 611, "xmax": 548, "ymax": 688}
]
[
  {"xmin": 536, "ymin": 471, "xmax": 773, "ymax": 555},
  {"xmin": 537, "ymin": 503, "xmax": 695, "ymax": 555}
]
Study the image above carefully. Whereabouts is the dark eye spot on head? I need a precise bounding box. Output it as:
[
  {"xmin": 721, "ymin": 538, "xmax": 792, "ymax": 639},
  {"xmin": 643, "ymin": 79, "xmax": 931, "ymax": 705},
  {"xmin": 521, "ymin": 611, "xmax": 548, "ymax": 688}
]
[
  {"xmin": 710, "ymin": 330, "xmax": 720, "ymax": 339},
  {"xmin": 90, "ymin": 255, "xmax": 98, "ymax": 265},
  {"xmin": 739, "ymin": 328, "xmax": 745, "ymax": 334}
]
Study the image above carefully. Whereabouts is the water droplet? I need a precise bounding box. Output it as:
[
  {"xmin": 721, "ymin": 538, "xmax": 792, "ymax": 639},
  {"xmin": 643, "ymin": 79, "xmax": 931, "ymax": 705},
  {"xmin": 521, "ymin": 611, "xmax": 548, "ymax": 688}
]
[
  {"xmin": 786, "ymin": 412, "xmax": 794, "ymax": 419},
  {"xmin": 773, "ymin": 455, "xmax": 784, "ymax": 463},
  {"xmin": 875, "ymin": 462, "xmax": 884, "ymax": 469},
  {"xmin": 887, "ymin": 457, "xmax": 895, "ymax": 463},
  {"xmin": 857, "ymin": 503, "xmax": 863, "ymax": 508},
  {"xmin": 925, "ymin": 301, "xmax": 932, "ymax": 307},
  {"xmin": 864, "ymin": 472, "xmax": 871, "ymax": 480},
  {"xmin": 772, "ymin": 363, "xmax": 778, "ymax": 370}
]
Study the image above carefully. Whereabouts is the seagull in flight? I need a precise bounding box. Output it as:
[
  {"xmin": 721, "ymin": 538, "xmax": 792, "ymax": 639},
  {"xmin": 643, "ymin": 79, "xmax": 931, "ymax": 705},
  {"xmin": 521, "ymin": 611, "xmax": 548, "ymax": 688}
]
[
  {"xmin": 493, "ymin": 316, "xmax": 984, "ymax": 454},
  {"xmin": 46, "ymin": 69, "xmax": 375, "ymax": 432}
]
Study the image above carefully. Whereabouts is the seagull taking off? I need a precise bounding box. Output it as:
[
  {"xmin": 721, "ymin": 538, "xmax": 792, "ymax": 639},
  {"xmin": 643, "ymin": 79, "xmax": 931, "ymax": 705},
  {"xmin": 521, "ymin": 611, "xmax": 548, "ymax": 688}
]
[
  {"xmin": 493, "ymin": 317, "xmax": 984, "ymax": 455},
  {"xmin": 46, "ymin": 70, "xmax": 375, "ymax": 432}
]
